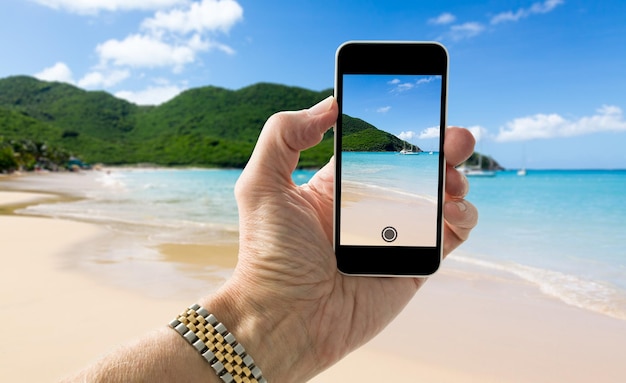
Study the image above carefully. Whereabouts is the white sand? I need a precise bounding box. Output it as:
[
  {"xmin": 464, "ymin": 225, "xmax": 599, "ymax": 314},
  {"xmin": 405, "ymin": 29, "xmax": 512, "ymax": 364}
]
[
  {"xmin": 1, "ymin": 187, "xmax": 625, "ymax": 382},
  {"xmin": 0, "ymin": 190, "xmax": 55, "ymax": 207},
  {"xmin": 0, "ymin": 196, "xmax": 186, "ymax": 381},
  {"xmin": 340, "ymin": 187, "xmax": 437, "ymax": 246}
]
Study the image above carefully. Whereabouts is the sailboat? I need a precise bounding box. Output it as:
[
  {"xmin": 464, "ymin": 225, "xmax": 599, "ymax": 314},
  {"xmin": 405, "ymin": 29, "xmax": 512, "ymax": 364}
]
[
  {"xmin": 517, "ymin": 144, "xmax": 527, "ymax": 176},
  {"xmin": 457, "ymin": 153, "xmax": 496, "ymax": 177},
  {"xmin": 459, "ymin": 166, "xmax": 496, "ymax": 177},
  {"xmin": 399, "ymin": 142, "xmax": 420, "ymax": 155}
]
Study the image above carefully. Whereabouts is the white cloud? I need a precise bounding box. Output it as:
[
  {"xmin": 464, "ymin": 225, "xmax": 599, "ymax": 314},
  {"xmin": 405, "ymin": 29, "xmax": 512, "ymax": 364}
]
[
  {"xmin": 491, "ymin": 0, "xmax": 564, "ymax": 25},
  {"xmin": 32, "ymin": 0, "xmax": 186, "ymax": 14},
  {"xmin": 529, "ymin": 0, "xmax": 564, "ymax": 14},
  {"xmin": 398, "ymin": 83, "xmax": 415, "ymax": 91},
  {"xmin": 466, "ymin": 125, "xmax": 489, "ymax": 142},
  {"xmin": 389, "ymin": 76, "xmax": 440, "ymax": 93},
  {"xmin": 94, "ymin": 32, "xmax": 236, "ymax": 74},
  {"xmin": 35, "ymin": 62, "xmax": 130, "ymax": 91},
  {"xmin": 78, "ymin": 69, "xmax": 130, "ymax": 88},
  {"xmin": 429, "ymin": 12, "xmax": 456, "ymax": 25},
  {"xmin": 417, "ymin": 76, "xmax": 439, "ymax": 85},
  {"xmin": 419, "ymin": 126, "xmax": 441, "ymax": 139},
  {"xmin": 210, "ymin": 41, "xmax": 236, "ymax": 55},
  {"xmin": 398, "ymin": 131, "xmax": 417, "ymax": 141},
  {"xmin": 389, "ymin": 81, "xmax": 414, "ymax": 93},
  {"xmin": 189, "ymin": 34, "xmax": 236, "ymax": 55},
  {"xmin": 32, "ymin": 1, "xmax": 245, "ymax": 100},
  {"xmin": 432, "ymin": 0, "xmax": 564, "ymax": 42},
  {"xmin": 447, "ymin": 22, "xmax": 486, "ymax": 41},
  {"xmin": 376, "ymin": 106, "xmax": 391, "ymax": 113},
  {"xmin": 115, "ymin": 84, "xmax": 186, "ymax": 105},
  {"xmin": 34, "ymin": 62, "xmax": 74, "ymax": 84},
  {"xmin": 495, "ymin": 105, "xmax": 626, "ymax": 142},
  {"xmin": 96, "ymin": 34, "xmax": 200, "ymax": 72},
  {"xmin": 141, "ymin": 0, "xmax": 243, "ymax": 35},
  {"xmin": 89, "ymin": 1, "xmax": 243, "ymax": 76}
]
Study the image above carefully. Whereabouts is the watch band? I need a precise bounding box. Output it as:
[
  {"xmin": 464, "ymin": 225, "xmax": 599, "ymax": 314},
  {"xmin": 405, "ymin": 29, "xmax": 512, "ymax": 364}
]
[{"xmin": 169, "ymin": 304, "xmax": 267, "ymax": 383}]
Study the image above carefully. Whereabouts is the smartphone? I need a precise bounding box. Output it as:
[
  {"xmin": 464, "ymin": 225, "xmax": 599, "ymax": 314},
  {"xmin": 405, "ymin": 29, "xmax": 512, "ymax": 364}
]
[{"xmin": 334, "ymin": 41, "xmax": 448, "ymax": 276}]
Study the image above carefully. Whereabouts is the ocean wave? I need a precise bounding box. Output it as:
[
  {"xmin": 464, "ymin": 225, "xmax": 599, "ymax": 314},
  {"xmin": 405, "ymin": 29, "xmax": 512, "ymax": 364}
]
[
  {"xmin": 343, "ymin": 180, "xmax": 438, "ymax": 204},
  {"xmin": 454, "ymin": 255, "xmax": 626, "ymax": 321},
  {"xmin": 95, "ymin": 172, "xmax": 128, "ymax": 190}
]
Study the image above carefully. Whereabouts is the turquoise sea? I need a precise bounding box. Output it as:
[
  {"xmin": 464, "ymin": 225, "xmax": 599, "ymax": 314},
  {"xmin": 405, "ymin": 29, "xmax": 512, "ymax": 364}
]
[
  {"xmin": 458, "ymin": 169, "xmax": 626, "ymax": 320},
  {"xmin": 341, "ymin": 151, "xmax": 440, "ymax": 199},
  {"xmin": 10, "ymin": 166, "xmax": 626, "ymax": 320}
]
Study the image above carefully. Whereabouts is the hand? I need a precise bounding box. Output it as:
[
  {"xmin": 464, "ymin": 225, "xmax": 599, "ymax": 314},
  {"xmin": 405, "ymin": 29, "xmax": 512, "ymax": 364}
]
[
  {"xmin": 213, "ymin": 96, "xmax": 478, "ymax": 382},
  {"xmin": 59, "ymin": 96, "xmax": 477, "ymax": 383}
]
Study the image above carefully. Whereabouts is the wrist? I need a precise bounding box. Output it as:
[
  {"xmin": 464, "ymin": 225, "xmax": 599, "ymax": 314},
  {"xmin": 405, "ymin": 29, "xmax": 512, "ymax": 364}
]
[{"xmin": 197, "ymin": 280, "xmax": 317, "ymax": 383}]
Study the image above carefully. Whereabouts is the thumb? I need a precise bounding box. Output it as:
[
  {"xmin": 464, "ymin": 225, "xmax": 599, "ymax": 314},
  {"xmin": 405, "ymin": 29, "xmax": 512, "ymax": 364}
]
[{"xmin": 241, "ymin": 96, "xmax": 338, "ymax": 188}]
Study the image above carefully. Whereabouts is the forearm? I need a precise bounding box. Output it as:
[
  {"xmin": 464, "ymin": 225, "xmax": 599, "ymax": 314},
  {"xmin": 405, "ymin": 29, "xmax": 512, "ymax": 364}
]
[
  {"xmin": 59, "ymin": 284, "xmax": 317, "ymax": 383},
  {"xmin": 58, "ymin": 325, "xmax": 218, "ymax": 382}
]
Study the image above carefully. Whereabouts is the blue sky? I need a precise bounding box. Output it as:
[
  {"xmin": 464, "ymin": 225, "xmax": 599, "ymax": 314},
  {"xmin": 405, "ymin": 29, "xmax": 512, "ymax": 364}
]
[
  {"xmin": 343, "ymin": 75, "xmax": 442, "ymax": 152},
  {"xmin": 1, "ymin": 0, "xmax": 625, "ymax": 169}
]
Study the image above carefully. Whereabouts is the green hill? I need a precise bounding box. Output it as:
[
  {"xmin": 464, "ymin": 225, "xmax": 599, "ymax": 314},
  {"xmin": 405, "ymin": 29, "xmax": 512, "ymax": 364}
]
[
  {"xmin": 341, "ymin": 114, "xmax": 415, "ymax": 152},
  {"xmin": 0, "ymin": 76, "xmax": 138, "ymax": 141},
  {"xmin": 0, "ymin": 76, "xmax": 412, "ymax": 171},
  {"xmin": 128, "ymin": 82, "xmax": 335, "ymax": 167}
]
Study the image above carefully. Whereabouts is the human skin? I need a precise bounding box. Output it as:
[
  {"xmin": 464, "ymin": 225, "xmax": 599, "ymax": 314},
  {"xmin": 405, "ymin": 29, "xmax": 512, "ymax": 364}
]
[{"xmin": 61, "ymin": 96, "xmax": 477, "ymax": 383}]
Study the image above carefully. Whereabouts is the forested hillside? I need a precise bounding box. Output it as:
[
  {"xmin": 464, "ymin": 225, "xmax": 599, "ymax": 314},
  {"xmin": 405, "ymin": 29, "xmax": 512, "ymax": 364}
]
[
  {"xmin": 341, "ymin": 114, "xmax": 415, "ymax": 152},
  {"xmin": 0, "ymin": 76, "xmax": 412, "ymax": 171}
]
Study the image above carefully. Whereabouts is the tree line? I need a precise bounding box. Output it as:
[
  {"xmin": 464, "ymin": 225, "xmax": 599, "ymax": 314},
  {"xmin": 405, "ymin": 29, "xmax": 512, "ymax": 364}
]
[{"xmin": 0, "ymin": 137, "xmax": 74, "ymax": 173}]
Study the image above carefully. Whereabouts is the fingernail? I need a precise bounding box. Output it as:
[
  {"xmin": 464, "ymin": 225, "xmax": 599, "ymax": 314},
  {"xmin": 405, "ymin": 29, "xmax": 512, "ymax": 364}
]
[{"xmin": 308, "ymin": 96, "xmax": 333, "ymax": 115}]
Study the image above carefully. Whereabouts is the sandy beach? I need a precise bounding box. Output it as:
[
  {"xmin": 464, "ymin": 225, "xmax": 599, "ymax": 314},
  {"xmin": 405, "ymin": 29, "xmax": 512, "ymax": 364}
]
[
  {"xmin": 341, "ymin": 183, "xmax": 437, "ymax": 246},
  {"xmin": 1, "ymin": 179, "xmax": 626, "ymax": 382}
]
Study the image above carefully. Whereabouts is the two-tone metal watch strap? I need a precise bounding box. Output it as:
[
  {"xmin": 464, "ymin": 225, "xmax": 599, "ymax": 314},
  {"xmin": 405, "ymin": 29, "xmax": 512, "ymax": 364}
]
[{"xmin": 169, "ymin": 304, "xmax": 267, "ymax": 383}]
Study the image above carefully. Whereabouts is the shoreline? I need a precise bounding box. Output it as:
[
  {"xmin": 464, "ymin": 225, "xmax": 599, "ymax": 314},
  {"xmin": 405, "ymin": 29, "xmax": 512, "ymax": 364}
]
[
  {"xmin": 2, "ymin": 178, "xmax": 626, "ymax": 382},
  {"xmin": 0, "ymin": 172, "xmax": 239, "ymax": 299}
]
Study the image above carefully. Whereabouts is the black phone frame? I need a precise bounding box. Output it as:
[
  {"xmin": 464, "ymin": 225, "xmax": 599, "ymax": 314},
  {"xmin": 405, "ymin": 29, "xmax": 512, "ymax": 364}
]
[{"xmin": 334, "ymin": 41, "xmax": 448, "ymax": 276}]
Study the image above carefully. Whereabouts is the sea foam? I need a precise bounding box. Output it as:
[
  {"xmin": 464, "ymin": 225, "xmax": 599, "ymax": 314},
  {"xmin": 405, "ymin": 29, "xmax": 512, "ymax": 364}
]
[{"xmin": 454, "ymin": 255, "xmax": 626, "ymax": 321}]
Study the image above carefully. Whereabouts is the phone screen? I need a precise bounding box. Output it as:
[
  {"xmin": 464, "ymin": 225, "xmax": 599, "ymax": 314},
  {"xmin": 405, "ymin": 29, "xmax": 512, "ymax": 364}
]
[
  {"xmin": 334, "ymin": 41, "xmax": 447, "ymax": 276},
  {"xmin": 340, "ymin": 74, "xmax": 442, "ymax": 247}
]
